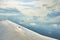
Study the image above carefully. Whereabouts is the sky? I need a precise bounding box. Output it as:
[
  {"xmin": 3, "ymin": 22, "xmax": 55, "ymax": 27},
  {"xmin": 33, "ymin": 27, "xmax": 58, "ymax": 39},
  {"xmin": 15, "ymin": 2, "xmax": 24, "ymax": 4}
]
[
  {"xmin": 0, "ymin": 0, "xmax": 60, "ymax": 39},
  {"xmin": 0, "ymin": 0, "xmax": 60, "ymax": 23}
]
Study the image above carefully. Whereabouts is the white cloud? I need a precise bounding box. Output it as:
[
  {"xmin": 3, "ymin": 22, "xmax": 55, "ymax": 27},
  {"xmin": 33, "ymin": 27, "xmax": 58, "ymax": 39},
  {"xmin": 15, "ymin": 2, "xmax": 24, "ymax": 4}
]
[
  {"xmin": 18, "ymin": 0, "xmax": 60, "ymax": 17},
  {"xmin": 0, "ymin": 0, "xmax": 60, "ymax": 22},
  {"xmin": 52, "ymin": 24, "xmax": 58, "ymax": 28},
  {"xmin": 0, "ymin": 2, "xmax": 19, "ymax": 8},
  {"xmin": 50, "ymin": 24, "xmax": 60, "ymax": 29},
  {"xmin": 0, "ymin": 0, "xmax": 49, "ymax": 17},
  {"xmin": 30, "ymin": 23, "xmax": 37, "ymax": 26},
  {"xmin": 0, "ymin": 13, "xmax": 19, "ymax": 16}
]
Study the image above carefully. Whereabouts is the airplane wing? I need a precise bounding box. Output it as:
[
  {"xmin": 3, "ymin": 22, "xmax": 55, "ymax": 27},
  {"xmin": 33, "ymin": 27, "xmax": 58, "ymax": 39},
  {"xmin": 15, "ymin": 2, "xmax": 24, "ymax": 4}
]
[{"xmin": 0, "ymin": 20, "xmax": 58, "ymax": 40}]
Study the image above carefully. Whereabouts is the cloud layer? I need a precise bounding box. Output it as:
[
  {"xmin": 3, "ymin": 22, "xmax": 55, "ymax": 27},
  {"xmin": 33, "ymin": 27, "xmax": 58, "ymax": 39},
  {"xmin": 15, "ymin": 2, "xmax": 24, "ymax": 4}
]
[{"xmin": 0, "ymin": 0, "xmax": 60, "ymax": 23}]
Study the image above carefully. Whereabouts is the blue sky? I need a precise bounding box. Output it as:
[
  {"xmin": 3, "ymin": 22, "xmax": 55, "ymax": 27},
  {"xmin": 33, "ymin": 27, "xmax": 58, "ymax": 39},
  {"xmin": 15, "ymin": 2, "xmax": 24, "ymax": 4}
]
[{"xmin": 0, "ymin": 8, "xmax": 19, "ymax": 13}]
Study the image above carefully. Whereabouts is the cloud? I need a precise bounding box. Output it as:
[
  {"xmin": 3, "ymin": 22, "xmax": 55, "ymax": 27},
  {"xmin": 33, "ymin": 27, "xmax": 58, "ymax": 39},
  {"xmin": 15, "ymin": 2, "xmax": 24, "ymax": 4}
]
[
  {"xmin": 0, "ymin": 0, "xmax": 60, "ymax": 23},
  {"xmin": 0, "ymin": 13, "xmax": 19, "ymax": 16},
  {"xmin": 15, "ymin": 0, "xmax": 40, "ymax": 2},
  {"xmin": 0, "ymin": 1, "xmax": 19, "ymax": 8},
  {"xmin": 30, "ymin": 22, "xmax": 37, "ymax": 26},
  {"xmin": 17, "ymin": 0, "xmax": 60, "ymax": 17},
  {"xmin": 0, "ymin": 0, "xmax": 49, "ymax": 17},
  {"xmin": 51, "ymin": 24, "xmax": 58, "ymax": 28}
]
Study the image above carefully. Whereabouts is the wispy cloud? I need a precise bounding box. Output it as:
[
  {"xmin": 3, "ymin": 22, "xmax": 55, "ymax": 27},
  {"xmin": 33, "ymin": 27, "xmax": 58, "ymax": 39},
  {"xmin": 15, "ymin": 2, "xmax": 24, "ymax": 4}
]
[
  {"xmin": 15, "ymin": 0, "xmax": 40, "ymax": 2},
  {"xmin": 0, "ymin": 13, "xmax": 19, "ymax": 16}
]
